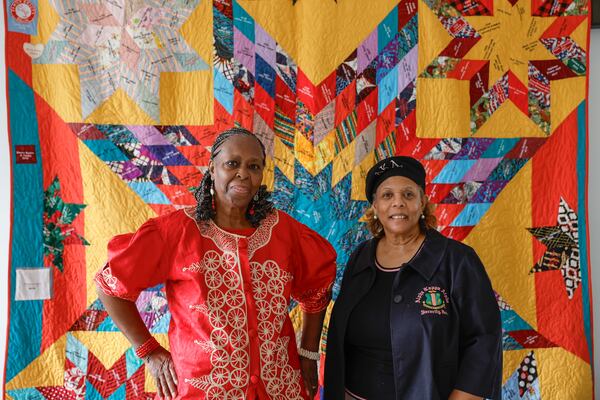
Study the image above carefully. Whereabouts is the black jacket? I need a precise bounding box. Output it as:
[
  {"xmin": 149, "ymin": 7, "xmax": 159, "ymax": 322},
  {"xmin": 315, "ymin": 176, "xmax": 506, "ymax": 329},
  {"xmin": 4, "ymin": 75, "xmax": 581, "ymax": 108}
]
[{"xmin": 324, "ymin": 230, "xmax": 502, "ymax": 400}]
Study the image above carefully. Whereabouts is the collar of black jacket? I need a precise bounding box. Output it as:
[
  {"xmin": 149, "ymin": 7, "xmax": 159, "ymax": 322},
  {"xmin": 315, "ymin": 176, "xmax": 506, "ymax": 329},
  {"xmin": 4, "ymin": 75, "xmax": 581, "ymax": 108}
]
[{"xmin": 352, "ymin": 229, "xmax": 449, "ymax": 281}]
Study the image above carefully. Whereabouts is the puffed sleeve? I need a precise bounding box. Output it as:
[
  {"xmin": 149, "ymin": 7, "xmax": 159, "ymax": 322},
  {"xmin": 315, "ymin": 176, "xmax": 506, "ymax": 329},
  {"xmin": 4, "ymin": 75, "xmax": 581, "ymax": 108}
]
[
  {"xmin": 290, "ymin": 222, "xmax": 337, "ymax": 313},
  {"xmin": 95, "ymin": 218, "xmax": 170, "ymax": 302},
  {"xmin": 454, "ymin": 247, "xmax": 502, "ymax": 399}
]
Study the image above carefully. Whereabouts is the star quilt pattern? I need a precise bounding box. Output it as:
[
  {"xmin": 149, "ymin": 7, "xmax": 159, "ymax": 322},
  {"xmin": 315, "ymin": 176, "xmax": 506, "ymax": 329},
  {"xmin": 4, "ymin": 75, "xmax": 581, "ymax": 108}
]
[{"xmin": 3, "ymin": 0, "xmax": 593, "ymax": 398}]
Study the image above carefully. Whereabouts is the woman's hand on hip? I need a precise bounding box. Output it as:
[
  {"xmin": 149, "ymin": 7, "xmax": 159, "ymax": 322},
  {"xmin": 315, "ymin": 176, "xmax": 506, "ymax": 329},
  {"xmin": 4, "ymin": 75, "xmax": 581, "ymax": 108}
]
[
  {"xmin": 145, "ymin": 347, "xmax": 178, "ymax": 400},
  {"xmin": 300, "ymin": 357, "xmax": 318, "ymax": 399}
]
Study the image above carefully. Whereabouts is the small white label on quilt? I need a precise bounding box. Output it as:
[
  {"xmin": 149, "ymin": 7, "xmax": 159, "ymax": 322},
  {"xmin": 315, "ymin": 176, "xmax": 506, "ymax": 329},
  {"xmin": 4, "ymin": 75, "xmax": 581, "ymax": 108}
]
[
  {"xmin": 23, "ymin": 43, "xmax": 44, "ymax": 59},
  {"xmin": 15, "ymin": 268, "xmax": 52, "ymax": 301}
]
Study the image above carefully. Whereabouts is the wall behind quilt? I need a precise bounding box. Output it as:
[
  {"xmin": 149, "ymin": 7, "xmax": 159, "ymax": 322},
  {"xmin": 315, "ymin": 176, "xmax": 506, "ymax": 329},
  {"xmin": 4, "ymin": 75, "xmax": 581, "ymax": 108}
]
[
  {"xmin": 590, "ymin": 28, "xmax": 600, "ymax": 398},
  {"xmin": 1, "ymin": 7, "xmax": 9, "ymax": 390},
  {"xmin": 1, "ymin": 0, "xmax": 594, "ymax": 399}
]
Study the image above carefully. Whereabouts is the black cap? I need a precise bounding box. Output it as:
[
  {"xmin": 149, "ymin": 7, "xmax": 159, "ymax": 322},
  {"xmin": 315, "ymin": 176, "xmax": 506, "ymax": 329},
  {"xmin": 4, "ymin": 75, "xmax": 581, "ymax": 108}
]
[{"xmin": 365, "ymin": 156, "xmax": 426, "ymax": 203}]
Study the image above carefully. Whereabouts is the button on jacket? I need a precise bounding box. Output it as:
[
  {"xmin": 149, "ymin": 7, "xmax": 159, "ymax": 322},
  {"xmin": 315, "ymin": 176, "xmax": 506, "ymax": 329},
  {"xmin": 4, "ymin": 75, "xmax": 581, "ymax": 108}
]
[{"xmin": 324, "ymin": 229, "xmax": 502, "ymax": 400}]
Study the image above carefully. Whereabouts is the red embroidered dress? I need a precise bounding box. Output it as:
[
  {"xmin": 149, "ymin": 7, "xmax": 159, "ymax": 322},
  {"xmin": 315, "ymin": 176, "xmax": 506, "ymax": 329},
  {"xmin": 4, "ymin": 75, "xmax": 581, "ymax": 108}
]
[{"xmin": 95, "ymin": 208, "xmax": 336, "ymax": 400}]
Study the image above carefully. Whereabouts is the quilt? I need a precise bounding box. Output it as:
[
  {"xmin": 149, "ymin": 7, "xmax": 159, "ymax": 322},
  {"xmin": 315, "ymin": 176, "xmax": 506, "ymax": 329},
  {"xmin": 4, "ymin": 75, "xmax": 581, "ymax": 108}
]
[{"xmin": 3, "ymin": 0, "xmax": 593, "ymax": 398}]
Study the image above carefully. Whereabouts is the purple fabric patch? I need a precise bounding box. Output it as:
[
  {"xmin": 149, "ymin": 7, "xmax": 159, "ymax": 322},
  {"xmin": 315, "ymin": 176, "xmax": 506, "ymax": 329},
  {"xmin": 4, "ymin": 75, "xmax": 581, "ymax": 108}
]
[
  {"xmin": 119, "ymin": 161, "xmax": 144, "ymax": 181},
  {"xmin": 461, "ymin": 158, "xmax": 502, "ymax": 181},
  {"xmin": 453, "ymin": 138, "xmax": 495, "ymax": 159},
  {"xmin": 376, "ymin": 35, "xmax": 399, "ymax": 82},
  {"xmin": 136, "ymin": 289, "xmax": 169, "ymax": 330},
  {"xmin": 255, "ymin": 24, "xmax": 276, "ymax": 70},
  {"xmin": 470, "ymin": 181, "xmax": 508, "ymax": 202},
  {"xmin": 358, "ymin": 29, "xmax": 378, "ymax": 75},
  {"xmin": 234, "ymin": 26, "xmax": 256, "ymax": 76},
  {"xmin": 398, "ymin": 45, "xmax": 418, "ymax": 93},
  {"xmin": 146, "ymin": 145, "xmax": 191, "ymax": 166},
  {"xmin": 128, "ymin": 126, "xmax": 170, "ymax": 146}
]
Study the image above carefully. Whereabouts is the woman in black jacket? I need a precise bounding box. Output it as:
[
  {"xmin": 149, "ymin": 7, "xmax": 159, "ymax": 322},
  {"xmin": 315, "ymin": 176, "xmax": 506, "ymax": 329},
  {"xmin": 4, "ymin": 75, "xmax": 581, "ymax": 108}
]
[{"xmin": 324, "ymin": 156, "xmax": 502, "ymax": 400}]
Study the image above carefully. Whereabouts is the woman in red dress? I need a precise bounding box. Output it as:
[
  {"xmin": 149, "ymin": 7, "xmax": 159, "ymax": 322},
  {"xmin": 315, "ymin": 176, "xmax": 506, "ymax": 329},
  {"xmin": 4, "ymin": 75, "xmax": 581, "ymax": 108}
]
[{"xmin": 96, "ymin": 127, "xmax": 337, "ymax": 400}]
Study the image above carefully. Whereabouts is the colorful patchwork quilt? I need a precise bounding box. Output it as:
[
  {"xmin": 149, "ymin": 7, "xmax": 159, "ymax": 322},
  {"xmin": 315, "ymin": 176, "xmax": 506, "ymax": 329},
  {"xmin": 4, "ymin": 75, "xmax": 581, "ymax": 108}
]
[{"xmin": 3, "ymin": 0, "xmax": 593, "ymax": 398}]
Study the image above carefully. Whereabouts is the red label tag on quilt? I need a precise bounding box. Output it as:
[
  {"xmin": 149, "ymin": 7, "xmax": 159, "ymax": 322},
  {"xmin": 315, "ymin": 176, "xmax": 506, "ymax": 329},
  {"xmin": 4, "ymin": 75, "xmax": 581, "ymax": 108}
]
[{"xmin": 15, "ymin": 145, "xmax": 37, "ymax": 164}]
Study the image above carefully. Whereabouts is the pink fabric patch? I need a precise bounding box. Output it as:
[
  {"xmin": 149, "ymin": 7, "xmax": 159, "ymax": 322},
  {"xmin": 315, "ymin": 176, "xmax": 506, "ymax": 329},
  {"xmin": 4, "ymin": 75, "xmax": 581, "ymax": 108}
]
[{"xmin": 461, "ymin": 157, "xmax": 502, "ymax": 182}]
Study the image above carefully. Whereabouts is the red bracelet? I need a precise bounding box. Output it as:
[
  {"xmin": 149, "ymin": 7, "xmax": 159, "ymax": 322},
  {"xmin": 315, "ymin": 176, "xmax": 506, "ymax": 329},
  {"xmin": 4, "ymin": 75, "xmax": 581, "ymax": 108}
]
[{"xmin": 135, "ymin": 336, "xmax": 161, "ymax": 359}]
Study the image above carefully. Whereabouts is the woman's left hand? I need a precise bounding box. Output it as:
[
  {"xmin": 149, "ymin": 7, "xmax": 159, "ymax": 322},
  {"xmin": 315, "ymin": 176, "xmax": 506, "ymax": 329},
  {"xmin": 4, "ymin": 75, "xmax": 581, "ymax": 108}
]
[{"xmin": 300, "ymin": 357, "xmax": 319, "ymax": 399}]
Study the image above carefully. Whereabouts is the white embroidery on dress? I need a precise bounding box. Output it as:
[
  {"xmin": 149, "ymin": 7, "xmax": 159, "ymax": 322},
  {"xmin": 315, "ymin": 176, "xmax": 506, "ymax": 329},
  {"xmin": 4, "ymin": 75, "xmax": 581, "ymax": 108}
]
[
  {"xmin": 189, "ymin": 304, "xmax": 208, "ymax": 314},
  {"xmin": 250, "ymin": 260, "xmax": 303, "ymax": 400},
  {"xmin": 184, "ymin": 207, "xmax": 279, "ymax": 259},
  {"xmin": 194, "ymin": 339, "xmax": 217, "ymax": 354},
  {"xmin": 101, "ymin": 266, "xmax": 117, "ymax": 290},
  {"xmin": 184, "ymin": 249, "xmax": 251, "ymax": 397},
  {"xmin": 95, "ymin": 265, "xmax": 139, "ymax": 301},
  {"xmin": 211, "ymin": 328, "xmax": 229, "ymax": 348},
  {"xmin": 182, "ymin": 261, "xmax": 205, "ymax": 273},
  {"xmin": 187, "ymin": 375, "xmax": 212, "ymax": 391},
  {"xmin": 182, "ymin": 209, "xmax": 303, "ymax": 399}
]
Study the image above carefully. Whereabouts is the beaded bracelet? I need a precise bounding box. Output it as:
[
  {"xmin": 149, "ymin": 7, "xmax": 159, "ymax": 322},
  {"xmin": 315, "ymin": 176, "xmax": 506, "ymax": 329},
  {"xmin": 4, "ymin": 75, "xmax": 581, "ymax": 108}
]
[
  {"xmin": 297, "ymin": 347, "xmax": 320, "ymax": 361},
  {"xmin": 135, "ymin": 336, "xmax": 161, "ymax": 360}
]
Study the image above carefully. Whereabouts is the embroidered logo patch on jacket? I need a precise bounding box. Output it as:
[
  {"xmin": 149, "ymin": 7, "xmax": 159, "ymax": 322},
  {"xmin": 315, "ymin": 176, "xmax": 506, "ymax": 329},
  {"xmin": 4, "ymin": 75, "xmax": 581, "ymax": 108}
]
[{"xmin": 415, "ymin": 286, "xmax": 450, "ymax": 316}]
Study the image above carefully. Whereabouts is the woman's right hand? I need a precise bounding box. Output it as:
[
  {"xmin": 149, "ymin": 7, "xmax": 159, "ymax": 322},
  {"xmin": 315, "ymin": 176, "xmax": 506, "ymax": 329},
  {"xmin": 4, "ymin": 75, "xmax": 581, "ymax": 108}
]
[{"xmin": 144, "ymin": 347, "xmax": 179, "ymax": 400}]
